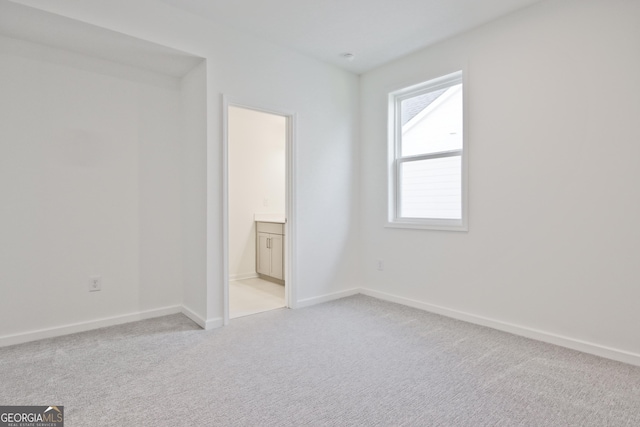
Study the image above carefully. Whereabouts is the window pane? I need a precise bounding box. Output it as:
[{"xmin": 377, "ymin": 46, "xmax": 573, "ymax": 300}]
[
  {"xmin": 399, "ymin": 156, "xmax": 461, "ymax": 219},
  {"xmin": 401, "ymin": 84, "xmax": 462, "ymax": 157}
]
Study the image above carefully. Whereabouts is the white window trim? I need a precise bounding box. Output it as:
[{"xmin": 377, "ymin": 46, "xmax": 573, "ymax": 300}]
[{"xmin": 386, "ymin": 70, "xmax": 468, "ymax": 232}]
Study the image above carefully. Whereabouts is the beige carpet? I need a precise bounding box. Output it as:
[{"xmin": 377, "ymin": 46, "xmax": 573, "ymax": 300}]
[{"xmin": 1, "ymin": 295, "xmax": 640, "ymax": 426}]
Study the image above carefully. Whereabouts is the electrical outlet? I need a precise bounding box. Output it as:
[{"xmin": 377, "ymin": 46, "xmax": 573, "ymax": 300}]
[
  {"xmin": 89, "ymin": 276, "xmax": 102, "ymax": 292},
  {"xmin": 377, "ymin": 260, "xmax": 384, "ymax": 271}
]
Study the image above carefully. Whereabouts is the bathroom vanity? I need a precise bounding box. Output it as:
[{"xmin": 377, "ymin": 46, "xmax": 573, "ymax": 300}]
[{"xmin": 255, "ymin": 217, "xmax": 285, "ymax": 284}]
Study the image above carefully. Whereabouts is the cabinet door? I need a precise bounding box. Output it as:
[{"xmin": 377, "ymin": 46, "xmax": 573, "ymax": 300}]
[
  {"xmin": 269, "ymin": 234, "xmax": 284, "ymax": 280},
  {"xmin": 257, "ymin": 232, "xmax": 271, "ymax": 275}
]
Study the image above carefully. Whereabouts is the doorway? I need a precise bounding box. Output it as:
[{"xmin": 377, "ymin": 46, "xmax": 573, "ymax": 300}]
[{"xmin": 223, "ymin": 101, "xmax": 295, "ymax": 323}]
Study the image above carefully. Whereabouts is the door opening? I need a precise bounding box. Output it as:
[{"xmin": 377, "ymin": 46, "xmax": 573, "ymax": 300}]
[{"xmin": 222, "ymin": 100, "xmax": 296, "ymax": 323}]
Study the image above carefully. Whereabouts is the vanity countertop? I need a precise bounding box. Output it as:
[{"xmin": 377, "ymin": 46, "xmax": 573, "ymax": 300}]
[{"xmin": 254, "ymin": 213, "xmax": 286, "ymax": 224}]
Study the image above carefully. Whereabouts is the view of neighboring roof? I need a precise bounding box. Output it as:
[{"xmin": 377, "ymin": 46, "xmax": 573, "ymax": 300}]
[{"xmin": 401, "ymin": 88, "xmax": 447, "ymax": 126}]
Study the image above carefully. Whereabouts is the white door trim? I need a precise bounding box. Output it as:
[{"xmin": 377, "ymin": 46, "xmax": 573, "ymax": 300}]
[{"xmin": 222, "ymin": 96, "xmax": 297, "ymax": 325}]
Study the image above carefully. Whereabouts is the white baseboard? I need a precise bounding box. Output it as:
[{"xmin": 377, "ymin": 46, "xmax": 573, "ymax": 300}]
[
  {"xmin": 204, "ymin": 317, "xmax": 224, "ymax": 330},
  {"xmin": 296, "ymin": 288, "xmax": 360, "ymax": 309},
  {"xmin": 229, "ymin": 272, "xmax": 259, "ymax": 281},
  {"xmin": 6, "ymin": 287, "xmax": 637, "ymax": 367},
  {"xmin": 181, "ymin": 305, "xmax": 223, "ymax": 330},
  {"xmin": 360, "ymin": 288, "xmax": 640, "ymax": 367},
  {"xmin": 0, "ymin": 304, "xmax": 225, "ymax": 348},
  {"xmin": 180, "ymin": 305, "xmax": 207, "ymax": 328},
  {"xmin": 0, "ymin": 305, "xmax": 183, "ymax": 348}
]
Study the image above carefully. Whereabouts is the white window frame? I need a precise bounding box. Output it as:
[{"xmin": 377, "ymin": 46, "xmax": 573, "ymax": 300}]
[{"xmin": 387, "ymin": 70, "xmax": 468, "ymax": 231}]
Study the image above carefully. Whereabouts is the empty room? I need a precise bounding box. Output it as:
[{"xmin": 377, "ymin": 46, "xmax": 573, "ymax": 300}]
[{"xmin": 1, "ymin": 0, "xmax": 639, "ymax": 425}]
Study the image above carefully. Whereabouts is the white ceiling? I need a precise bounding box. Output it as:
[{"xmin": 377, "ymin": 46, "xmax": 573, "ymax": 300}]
[{"xmin": 159, "ymin": 0, "xmax": 545, "ymax": 74}]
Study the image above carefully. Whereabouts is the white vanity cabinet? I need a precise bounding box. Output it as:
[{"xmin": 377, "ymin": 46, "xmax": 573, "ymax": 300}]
[{"xmin": 256, "ymin": 221, "xmax": 284, "ymax": 283}]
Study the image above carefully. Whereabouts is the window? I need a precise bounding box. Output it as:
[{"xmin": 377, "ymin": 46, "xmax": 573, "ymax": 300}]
[{"xmin": 388, "ymin": 70, "xmax": 467, "ymax": 231}]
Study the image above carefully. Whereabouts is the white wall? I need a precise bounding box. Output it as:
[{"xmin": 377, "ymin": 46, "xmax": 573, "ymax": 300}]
[
  {"xmin": 228, "ymin": 107, "xmax": 285, "ymax": 280},
  {"xmin": 8, "ymin": 0, "xmax": 361, "ymax": 324},
  {"xmin": 0, "ymin": 34, "xmax": 184, "ymax": 337},
  {"xmin": 180, "ymin": 61, "xmax": 208, "ymax": 320},
  {"xmin": 360, "ymin": 0, "xmax": 640, "ymax": 357}
]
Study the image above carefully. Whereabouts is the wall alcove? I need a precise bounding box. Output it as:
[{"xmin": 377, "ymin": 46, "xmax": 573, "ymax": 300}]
[{"xmin": 0, "ymin": 1, "xmax": 208, "ymax": 341}]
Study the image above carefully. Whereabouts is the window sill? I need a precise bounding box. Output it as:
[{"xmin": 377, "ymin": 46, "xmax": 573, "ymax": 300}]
[{"xmin": 385, "ymin": 220, "xmax": 468, "ymax": 232}]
